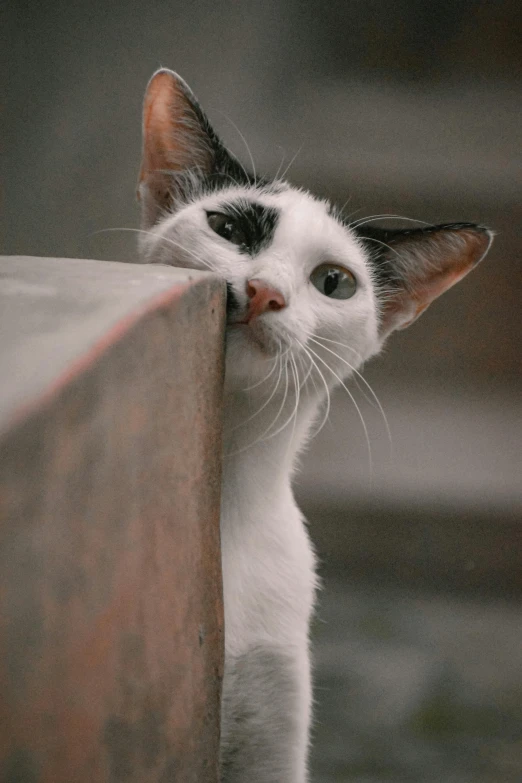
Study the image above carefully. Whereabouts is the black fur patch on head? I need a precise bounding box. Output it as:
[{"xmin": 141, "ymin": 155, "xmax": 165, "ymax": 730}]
[
  {"xmin": 215, "ymin": 199, "xmax": 279, "ymax": 256},
  {"xmin": 351, "ymin": 225, "xmax": 403, "ymax": 289},
  {"xmin": 140, "ymin": 69, "xmax": 288, "ymax": 227}
]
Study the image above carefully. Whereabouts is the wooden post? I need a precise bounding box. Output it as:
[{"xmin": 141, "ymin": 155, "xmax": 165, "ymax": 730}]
[{"xmin": 0, "ymin": 256, "xmax": 226, "ymax": 782}]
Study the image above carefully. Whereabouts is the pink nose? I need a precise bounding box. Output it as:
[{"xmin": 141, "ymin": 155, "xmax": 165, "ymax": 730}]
[{"xmin": 245, "ymin": 279, "xmax": 286, "ymax": 321}]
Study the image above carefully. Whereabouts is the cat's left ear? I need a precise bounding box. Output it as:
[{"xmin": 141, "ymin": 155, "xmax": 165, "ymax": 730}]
[
  {"xmin": 361, "ymin": 223, "xmax": 493, "ymax": 340},
  {"xmin": 138, "ymin": 68, "xmax": 238, "ymax": 228}
]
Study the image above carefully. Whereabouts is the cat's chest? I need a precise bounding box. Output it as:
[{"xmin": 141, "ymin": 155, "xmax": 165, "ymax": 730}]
[{"xmin": 219, "ymin": 475, "xmax": 317, "ymax": 656}]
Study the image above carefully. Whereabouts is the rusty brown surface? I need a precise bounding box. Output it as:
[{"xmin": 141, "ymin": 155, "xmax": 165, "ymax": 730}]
[{"xmin": 0, "ymin": 258, "xmax": 226, "ymax": 782}]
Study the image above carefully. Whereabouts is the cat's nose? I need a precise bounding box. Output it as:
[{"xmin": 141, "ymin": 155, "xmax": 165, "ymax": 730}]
[{"xmin": 245, "ymin": 279, "xmax": 286, "ymax": 321}]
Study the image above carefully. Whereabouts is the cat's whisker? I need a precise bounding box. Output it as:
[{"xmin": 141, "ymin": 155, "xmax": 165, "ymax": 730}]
[
  {"xmin": 276, "ymin": 342, "xmax": 294, "ymax": 363},
  {"xmin": 261, "ymin": 353, "xmax": 302, "ymax": 445},
  {"xmin": 251, "ymin": 357, "xmax": 290, "ymax": 446},
  {"xmin": 343, "ymin": 207, "xmax": 365, "ymax": 222},
  {"xmin": 273, "ymin": 148, "xmax": 287, "ymax": 182},
  {"xmin": 214, "ymin": 110, "xmax": 258, "ymax": 185},
  {"xmin": 307, "ymin": 359, "xmax": 325, "ymax": 408},
  {"xmin": 308, "ymin": 334, "xmax": 362, "ymax": 361},
  {"xmin": 307, "ymin": 335, "xmax": 376, "ymax": 411},
  {"xmin": 232, "ymin": 350, "xmax": 284, "ymax": 431},
  {"xmin": 307, "ymin": 334, "xmax": 366, "ymax": 389},
  {"xmin": 295, "ymin": 340, "xmax": 332, "ymax": 438},
  {"xmin": 227, "ymin": 357, "xmax": 290, "ymax": 456},
  {"xmin": 337, "ymin": 195, "xmax": 355, "ymax": 216},
  {"xmin": 303, "ymin": 331, "xmax": 376, "ymax": 410},
  {"xmin": 242, "ymin": 345, "xmax": 281, "ymax": 391},
  {"xmin": 298, "ymin": 348, "xmax": 315, "ymax": 389},
  {"xmin": 305, "ymin": 344, "xmax": 374, "ymax": 484},
  {"xmin": 281, "ymin": 354, "xmax": 299, "ymax": 448},
  {"xmin": 294, "ymin": 348, "xmax": 318, "ymax": 397},
  {"xmin": 214, "ymin": 171, "xmax": 245, "ymax": 190},
  {"xmin": 159, "ymin": 238, "xmax": 217, "ymax": 271},
  {"xmin": 91, "ymin": 225, "xmax": 163, "ymax": 247},
  {"xmin": 350, "ymin": 213, "xmax": 431, "ymax": 229},
  {"xmin": 278, "ymin": 143, "xmax": 304, "ymax": 182},
  {"xmin": 357, "ymin": 235, "xmax": 408, "ymax": 265},
  {"xmin": 308, "ymin": 335, "xmax": 393, "ymax": 455},
  {"xmin": 307, "ymin": 334, "xmax": 378, "ymax": 408},
  {"xmin": 146, "ymin": 232, "xmax": 217, "ymax": 271},
  {"xmin": 92, "ymin": 227, "xmax": 217, "ymax": 272},
  {"xmin": 288, "ymin": 352, "xmax": 302, "ymax": 450},
  {"xmin": 341, "ymin": 370, "xmax": 380, "ymax": 414}
]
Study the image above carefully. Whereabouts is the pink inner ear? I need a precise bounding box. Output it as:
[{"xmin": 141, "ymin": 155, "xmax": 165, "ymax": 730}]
[
  {"xmin": 138, "ymin": 70, "xmax": 213, "ymax": 204},
  {"xmin": 139, "ymin": 72, "xmax": 181, "ymax": 187},
  {"xmin": 379, "ymin": 228, "xmax": 491, "ymax": 336},
  {"xmin": 416, "ymin": 262, "xmax": 472, "ymax": 309}
]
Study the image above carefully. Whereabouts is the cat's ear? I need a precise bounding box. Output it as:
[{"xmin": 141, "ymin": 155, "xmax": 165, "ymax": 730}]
[
  {"xmin": 138, "ymin": 69, "xmax": 233, "ymax": 228},
  {"xmin": 361, "ymin": 223, "xmax": 493, "ymax": 339}
]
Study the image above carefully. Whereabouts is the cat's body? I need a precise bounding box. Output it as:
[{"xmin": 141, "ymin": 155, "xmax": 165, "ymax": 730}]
[
  {"xmin": 219, "ymin": 442, "xmax": 315, "ymax": 781},
  {"xmin": 137, "ymin": 69, "xmax": 492, "ymax": 782}
]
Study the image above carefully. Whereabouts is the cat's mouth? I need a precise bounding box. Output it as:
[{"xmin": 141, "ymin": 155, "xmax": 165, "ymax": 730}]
[
  {"xmin": 226, "ymin": 284, "xmax": 260, "ymax": 347},
  {"xmin": 226, "ymin": 282, "xmax": 281, "ymax": 355}
]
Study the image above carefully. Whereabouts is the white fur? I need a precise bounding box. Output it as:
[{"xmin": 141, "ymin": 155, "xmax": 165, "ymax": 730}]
[
  {"xmin": 138, "ymin": 65, "xmax": 491, "ymax": 781},
  {"xmin": 142, "ymin": 183, "xmax": 382, "ymax": 782}
]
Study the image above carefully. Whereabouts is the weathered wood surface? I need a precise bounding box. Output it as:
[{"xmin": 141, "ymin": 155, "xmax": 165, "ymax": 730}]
[{"xmin": 0, "ymin": 256, "xmax": 226, "ymax": 782}]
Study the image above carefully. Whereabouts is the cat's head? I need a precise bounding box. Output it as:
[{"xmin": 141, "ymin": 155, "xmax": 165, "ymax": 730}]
[{"xmin": 137, "ymin": 69, "xmax": 492, "ymax": 390}]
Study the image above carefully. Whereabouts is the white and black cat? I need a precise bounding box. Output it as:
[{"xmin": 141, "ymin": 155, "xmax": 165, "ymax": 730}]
[{"xmin": 137, "ymin": 69, "xmax": 492, "ymax": 783}]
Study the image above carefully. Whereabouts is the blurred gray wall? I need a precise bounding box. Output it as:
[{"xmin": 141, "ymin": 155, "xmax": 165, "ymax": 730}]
[
  {"xmin": 3, "ymin": 0, "xmax": 520, "ymax": 388},
  {"xmin": 4, "ymin": 10, "xmax": 520, "ymax": 779}
]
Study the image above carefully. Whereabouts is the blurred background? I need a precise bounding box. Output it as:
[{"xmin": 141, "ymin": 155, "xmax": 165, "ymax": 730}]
[{"xmin": 3, "ymin": 1, "xmax": 521, "ymax": 780}]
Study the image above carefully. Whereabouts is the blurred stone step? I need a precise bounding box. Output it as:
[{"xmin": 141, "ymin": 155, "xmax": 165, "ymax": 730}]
[
  {"xmin": 0, "ymin": 256, "xmax": 226, "ymax": 783},
  {"xmin": 297, "ymin": 386, "xmax": 522, "ymax": 596}
]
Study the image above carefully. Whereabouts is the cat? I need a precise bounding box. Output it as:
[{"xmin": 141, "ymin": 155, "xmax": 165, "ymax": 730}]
[{"xmin": 137, "ymin": 69, "xmax": 493, "ymax": 783}]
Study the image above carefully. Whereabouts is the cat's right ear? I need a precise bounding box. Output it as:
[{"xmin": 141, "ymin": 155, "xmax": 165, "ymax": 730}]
[
  {"xmin": 138, "ymin": 69, "xmax": 220, "ymax": 228},
  {"xmin": 361, "ymin": 223, "xmax": 493, "ymax": 340}
]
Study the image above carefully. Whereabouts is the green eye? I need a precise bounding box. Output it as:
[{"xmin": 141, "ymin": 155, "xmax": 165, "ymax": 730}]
[
  {"xmin": 207, "ymin": 212, "xmax": 246, "ymax": 247},
  {"xmin": 310, "ymin": 264, "xmax": 357, "ymax": 300}
]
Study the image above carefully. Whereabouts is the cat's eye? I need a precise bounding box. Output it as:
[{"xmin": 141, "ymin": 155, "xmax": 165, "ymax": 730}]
[
  {"xmin": 207, "ymin": 212, "xmax": 247, "ymax": 247},
  {"xmin": 310, "ymin": 264, "xmax": 357, "ymax": 300}
]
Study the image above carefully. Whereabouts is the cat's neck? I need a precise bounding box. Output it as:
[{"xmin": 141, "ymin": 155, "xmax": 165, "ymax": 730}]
[{"xmin": 220, "ymin": 383, "xmax": 321, "ymax": 515}]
